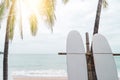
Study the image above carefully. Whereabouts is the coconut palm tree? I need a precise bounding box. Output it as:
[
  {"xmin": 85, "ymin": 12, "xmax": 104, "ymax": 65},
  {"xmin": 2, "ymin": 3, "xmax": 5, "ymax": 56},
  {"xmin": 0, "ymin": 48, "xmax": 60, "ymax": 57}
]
[
  {"xmin": 0, "ymin": 0, "xmax": 69, "ymax": 80},
  {"xmin": 88, "ymin": 0, "xmax": 108, "ymax": 80}
]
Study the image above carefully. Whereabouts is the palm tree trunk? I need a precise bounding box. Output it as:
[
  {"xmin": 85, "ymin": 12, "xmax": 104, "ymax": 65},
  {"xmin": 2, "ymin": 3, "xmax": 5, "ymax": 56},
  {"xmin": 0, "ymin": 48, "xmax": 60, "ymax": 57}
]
[
  {"xmin": 3, "ymin": 24, "xmax": 9, "ymax": 80},
  {"xmin": 87, "ymin": 0, "xmax": 103, "ymax": 80},
  {"xmin": 93, "ymin": 0, "xmax": 102, "ymax": 35},
  {"xmin": 3, "ymin": 0, "xmax": 16, "ymax": 80}
]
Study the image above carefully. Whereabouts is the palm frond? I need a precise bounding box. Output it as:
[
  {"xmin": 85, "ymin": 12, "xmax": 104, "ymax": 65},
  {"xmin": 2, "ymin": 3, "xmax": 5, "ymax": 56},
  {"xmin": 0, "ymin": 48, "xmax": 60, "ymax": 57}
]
[
  {"xmin": 5, "ymin": 0, "xmax": 10, "ymax": 8},
  {"xmin": 7, "ymin": 0, "xmax": 16, "ymax": 40},
  {"xmin": 19, "ymin": 0, "xmax": 23, "ymax": 39},
  {"xmin": 40, "ymin": 0, "xmax": 56, "ymax": 31},
  {"xmin": 62, "ymin": 0, "xmax": 69, "ymax": 4},
  {"xmin": 19, "ymin": 16, "xmax": 23, "ymax": 39},
  {"xmin": 102, "ymin": 0, "xmax": 108, "ymax": 8},
  {"xmin": 29, "ymin": 14, "xmax": 38, "ymax": 36},
  {"xmin": 0, "ymin": 2, "xmax": 5, "ymax": 20}
]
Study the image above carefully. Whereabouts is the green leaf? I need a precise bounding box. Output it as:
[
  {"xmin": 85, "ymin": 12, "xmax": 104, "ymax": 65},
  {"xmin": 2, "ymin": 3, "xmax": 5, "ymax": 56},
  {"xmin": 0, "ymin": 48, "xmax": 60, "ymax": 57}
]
[{"xmin": 29, "ymin": 14, "xmax": 38, "ymax": 36}]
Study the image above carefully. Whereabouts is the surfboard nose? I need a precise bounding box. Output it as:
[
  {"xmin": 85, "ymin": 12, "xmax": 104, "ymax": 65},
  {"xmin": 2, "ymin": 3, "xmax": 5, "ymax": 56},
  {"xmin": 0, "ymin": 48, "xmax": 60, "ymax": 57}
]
[
  {"xmin": 93, "ymin": 34, "xmax": 112, "ymax": 53},
  {"xmin": 92, "ymin": 34, "xmax": 118, "ymax": 80},
  {"xmin": 67, "ymin": 30, "xmax": 85, "ymax": 53}
]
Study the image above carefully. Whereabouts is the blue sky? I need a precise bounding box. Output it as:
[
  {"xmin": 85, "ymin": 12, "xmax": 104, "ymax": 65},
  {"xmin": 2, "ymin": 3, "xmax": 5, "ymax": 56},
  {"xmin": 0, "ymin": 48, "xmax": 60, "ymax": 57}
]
[{"xmin": 0, "ymin": 0, "xmax": 120, "ymax": 54}]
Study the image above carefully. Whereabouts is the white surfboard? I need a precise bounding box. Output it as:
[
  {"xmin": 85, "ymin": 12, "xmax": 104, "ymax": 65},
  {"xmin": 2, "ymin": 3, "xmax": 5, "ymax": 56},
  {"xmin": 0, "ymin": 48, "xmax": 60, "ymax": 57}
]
[
  {"xmin": 93, "ymin": 34, "xmax": 118, "ymax": 80},
  {"xmin": 66, "ymin": 30, "xmax": 88, "ymax": 80}
]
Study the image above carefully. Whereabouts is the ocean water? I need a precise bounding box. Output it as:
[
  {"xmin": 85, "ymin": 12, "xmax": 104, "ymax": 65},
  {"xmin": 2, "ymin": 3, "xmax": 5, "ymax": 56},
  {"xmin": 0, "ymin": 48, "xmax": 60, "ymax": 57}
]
[
  {"xmin": 0, "ymin": 54, "xmax": 67, "ymax": 80},
  {"xmin": 0, "ymin": 54, "xmax": 120, "ymax": 80}
]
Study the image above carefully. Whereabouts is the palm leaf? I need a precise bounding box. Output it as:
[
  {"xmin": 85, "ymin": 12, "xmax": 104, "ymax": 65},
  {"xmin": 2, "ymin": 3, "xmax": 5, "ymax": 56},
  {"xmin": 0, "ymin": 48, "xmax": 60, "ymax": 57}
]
[
  {"xmin": 0, "ymin": 2, "xmax": 5, "ymax": 20},
  {"xmin": 40, "ymin": 0, "xmax": 56, "ymax": 31},
  {"xmin": 19, "ymin": 14, "xmax": 23, "ymax": 39},
  {"xmin": 0, "ymin": 2, "xmax": 5, "ymax": 28},
  {"xmin": 19, "ymin": 0, "xmax": 23, "ymax": 39},
  {"xmin": 29, "ymin": 14, "xmax": 38, "ymax": 36},
  {"xmin": 7, "ymin": 0, "xmax": 16, "ymax": 40},
  {"xmin": 62, "ymin": 0, "xmax": 69, "ymax": 4},
  {"xmin": 5, "ymin": 0, "xmax": 10, "ymax": 8},
  {"xmin": 102, "ymin": 0, "xmax": 108, "ymax": 8}
]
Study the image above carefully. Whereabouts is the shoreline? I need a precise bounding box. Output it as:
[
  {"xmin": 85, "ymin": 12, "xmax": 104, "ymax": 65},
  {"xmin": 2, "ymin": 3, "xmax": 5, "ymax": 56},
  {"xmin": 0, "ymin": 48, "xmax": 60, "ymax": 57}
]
[
  {"xmin": 13, "ymin": 76, "xmax": 68, "ymax": 80},
  {"xmin": 12, "ymin": 69, "xmax": 68, "ymax": 80},
  {"xmin": 13, "ymin": 75, "xmax": 120, "ymax": 80}
]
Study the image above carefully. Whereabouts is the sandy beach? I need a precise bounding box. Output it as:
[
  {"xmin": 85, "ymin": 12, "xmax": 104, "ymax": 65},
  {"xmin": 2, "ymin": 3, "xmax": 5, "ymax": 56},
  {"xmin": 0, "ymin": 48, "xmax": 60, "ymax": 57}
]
[
  {"xmin": 13, "ymin": 76, "xmax": 120, "ymax": 80},
  {"xmin": 13, "ymin": 76, "xmax": 68, "ymax": 80}
]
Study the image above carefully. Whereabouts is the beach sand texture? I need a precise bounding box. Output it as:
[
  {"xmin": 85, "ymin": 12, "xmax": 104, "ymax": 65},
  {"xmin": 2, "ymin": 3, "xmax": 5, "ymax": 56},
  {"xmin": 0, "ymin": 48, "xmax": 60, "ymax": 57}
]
[
  {"xmin": 13, "ymin": 76, "xmax": 68, "ymax": 80},
  {"xmin": 13, "ymin": 76, "xmax": 120, "ymax": 80}
]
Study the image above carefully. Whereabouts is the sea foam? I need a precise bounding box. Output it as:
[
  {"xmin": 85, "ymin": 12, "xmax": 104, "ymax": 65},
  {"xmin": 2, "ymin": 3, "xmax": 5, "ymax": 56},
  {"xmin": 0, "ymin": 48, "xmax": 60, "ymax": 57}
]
[{"xmin": 12, "ymin": 70, "xmax": 67, "ymax": 77}]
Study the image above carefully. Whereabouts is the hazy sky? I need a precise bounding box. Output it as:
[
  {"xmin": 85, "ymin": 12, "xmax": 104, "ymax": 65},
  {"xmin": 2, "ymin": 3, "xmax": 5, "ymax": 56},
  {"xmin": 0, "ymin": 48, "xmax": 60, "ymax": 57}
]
[{"xmin": 0, "ymin": 0, "xmax": 120, "ymax": 54}]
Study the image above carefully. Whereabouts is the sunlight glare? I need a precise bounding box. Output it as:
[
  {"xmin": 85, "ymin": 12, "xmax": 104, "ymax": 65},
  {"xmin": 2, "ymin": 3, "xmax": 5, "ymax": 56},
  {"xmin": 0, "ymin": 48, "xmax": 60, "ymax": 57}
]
[{"xmin": 25, "ymin": 0, "xmax": 41, "ymax": 12}]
